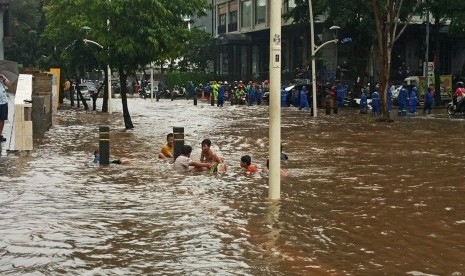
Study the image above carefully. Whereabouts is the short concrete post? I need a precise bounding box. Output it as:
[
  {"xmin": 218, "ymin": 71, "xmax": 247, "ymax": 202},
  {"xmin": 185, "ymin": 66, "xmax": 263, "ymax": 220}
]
[
  {"xmin": 99, "ymin": 126, "xmax": 110, "ymax": 165},
  {"xmin": 173, "ymin": 127, "xmax": 184, "ymax": 160}
]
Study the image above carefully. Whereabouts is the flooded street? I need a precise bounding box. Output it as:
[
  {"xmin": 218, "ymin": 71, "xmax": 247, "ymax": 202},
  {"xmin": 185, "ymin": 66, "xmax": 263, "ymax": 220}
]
[{"xmin": 1, "ymin": 97, "xmax": 465, "ymax": 275}]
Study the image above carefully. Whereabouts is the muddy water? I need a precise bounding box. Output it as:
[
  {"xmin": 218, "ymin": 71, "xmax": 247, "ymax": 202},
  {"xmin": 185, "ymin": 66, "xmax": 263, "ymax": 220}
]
[{"xmin": 1, "ymin": 98, "xmax": 465, "ymax": 275}]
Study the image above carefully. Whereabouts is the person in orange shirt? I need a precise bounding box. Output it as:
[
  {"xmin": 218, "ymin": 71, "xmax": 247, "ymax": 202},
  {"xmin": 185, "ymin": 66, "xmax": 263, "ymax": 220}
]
[
  {"xmin": 240, "ymin": 155, "xmax": 258, "ymax": 173},
  {"xmin": 158, "ymin": 133, "xmax": 174, "ymax": 159}
]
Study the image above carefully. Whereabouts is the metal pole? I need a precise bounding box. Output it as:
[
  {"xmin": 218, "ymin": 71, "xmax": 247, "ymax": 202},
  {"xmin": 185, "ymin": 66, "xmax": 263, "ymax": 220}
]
[
  {"xmin": 424, "ymin": 9, "xmax": 430, "ymax": 88},
  {"xmin": 268, "ymin": 0, "xmax": 281, "ymax": 200},
  {"xmin": 107, "ymin": 64, "xmax": 112, "ymax": 114},
  {"xmin": 309, "ymin": 0, "xmax": 318, "ymax": 117},
  {"xmin": 150, "ymin": 66, "xmax": 154, "ymax": 102}
]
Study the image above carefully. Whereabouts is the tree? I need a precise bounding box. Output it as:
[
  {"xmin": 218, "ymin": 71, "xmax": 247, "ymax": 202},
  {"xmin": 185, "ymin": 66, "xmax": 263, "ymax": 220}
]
[
  {"xmin": 371, "ymin": 0, "xmax": 419, "ymax": 120},
  {"xmin": 41, "ymin": 0, "xmax": 209, "ymax": 129},
  {"xmin": 177, "ymin": 28, "xmax": 215, "ymax": 72},
  {"xmin": 286, "ymin": 0, "xmax": 419, "ymax": 120},
  {"xmin": 5, "ymin": 0, "xmax": 45, "ymax": 67}
]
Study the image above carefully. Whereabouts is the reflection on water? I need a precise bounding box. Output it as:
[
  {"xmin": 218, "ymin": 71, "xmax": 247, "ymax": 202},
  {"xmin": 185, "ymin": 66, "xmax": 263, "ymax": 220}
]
[{"xmin": 1, "ymin": 99, "xmax": 465, "ymax": 274}]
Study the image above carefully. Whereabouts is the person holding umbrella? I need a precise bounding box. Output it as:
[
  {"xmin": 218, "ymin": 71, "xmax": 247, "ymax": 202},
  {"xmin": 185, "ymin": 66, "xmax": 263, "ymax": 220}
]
[{"xmin": 0, "ymin": 73, "xmax": 12, "ymax": 142}]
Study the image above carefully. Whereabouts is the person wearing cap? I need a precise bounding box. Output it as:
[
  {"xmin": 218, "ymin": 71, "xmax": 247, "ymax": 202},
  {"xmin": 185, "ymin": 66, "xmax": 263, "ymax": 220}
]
[{"xmin": 0, "ymin": 74, "xmax": 12, "ymax": 142}]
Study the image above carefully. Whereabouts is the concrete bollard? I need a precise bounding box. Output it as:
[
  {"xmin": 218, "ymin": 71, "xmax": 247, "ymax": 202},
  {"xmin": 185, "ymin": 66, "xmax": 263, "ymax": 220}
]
[
  {"xmin": 173, "ymin": 127, "xmax": 184, "ymax": 160},
  {"xmin": 99, "ymin": 126, "xmax": 110, "ymax": 165}
]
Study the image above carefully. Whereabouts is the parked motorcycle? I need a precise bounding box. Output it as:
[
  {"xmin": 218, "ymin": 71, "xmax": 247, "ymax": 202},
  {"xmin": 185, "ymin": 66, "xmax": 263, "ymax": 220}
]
[
  {"xmin": 447, "ymin": 99, "xmax": 465, "ymax": 116},
  {"xmin": 157, "ymin": 88, "xmax": 171, "ymax": 99}
]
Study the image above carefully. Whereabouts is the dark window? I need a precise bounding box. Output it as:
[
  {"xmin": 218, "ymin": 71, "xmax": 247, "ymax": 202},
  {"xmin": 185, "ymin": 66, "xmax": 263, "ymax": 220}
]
[
  {"xmin": 218, "ymin": 13, "xmax": 227, "ymax": 34},
  {"xmin": 229, "ymin": 11, "xmax": 237, "ymax": 32}
]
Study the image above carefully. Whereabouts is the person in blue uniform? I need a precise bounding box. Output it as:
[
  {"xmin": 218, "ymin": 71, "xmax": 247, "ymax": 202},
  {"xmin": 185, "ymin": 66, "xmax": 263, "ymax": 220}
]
[
  {"xmin": 423, "ymin": 87, "xmax": 434, "ymax": 114},
  {"xmin": 398, "ymin": 86, "xmax": 408, "ymax": 116},
  {"xmin": 281, "ymin": 85, "xmax": 287, "ymax": 107},
  {"xmin": 371, "ymin": 88, "xmax": 380, "ymax": 116},
  {"xmin": 360, "ymin": 90, "xmax": 368, "ymax": 114},
  {"xmin": 217, "ymin": 83, "xmax": 225, "ymax": 107},
  {"xmin": 299, "ymin": 85, "xmax": 310, "ymax": 111},
  {"xmin": 408, "ymin": 86, "xmax": 419, "ymax": 114}
]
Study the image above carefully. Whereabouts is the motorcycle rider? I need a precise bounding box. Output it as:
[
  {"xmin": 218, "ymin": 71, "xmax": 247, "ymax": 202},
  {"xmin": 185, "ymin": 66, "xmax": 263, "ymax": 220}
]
[{"xmin": 453, "ymin": 81, "xmax": 465, "ymax": 110}]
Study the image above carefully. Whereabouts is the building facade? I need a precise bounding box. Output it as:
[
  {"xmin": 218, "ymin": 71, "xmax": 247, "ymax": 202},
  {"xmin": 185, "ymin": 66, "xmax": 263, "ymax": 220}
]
[
  {"xmin": 212, "ymin": 0, "xmax": 340, "ymax": 83},
  {"xmin": 209, "ymin": 0, "xmax": 465, "ymax": 86}
]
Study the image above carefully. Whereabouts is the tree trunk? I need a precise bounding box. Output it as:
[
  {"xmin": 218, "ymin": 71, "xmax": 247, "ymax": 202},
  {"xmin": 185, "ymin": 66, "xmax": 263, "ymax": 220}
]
[
  {"xmin": 118, "ymin": 65, "xmax": 134, "ymax": 129},
  {"xmin": 76, "ymin": 77, "xmax": 89, "ymax": 110},
  {"xmin": 102, "ymin": 67, "xmax": 108, "ymax": 113}
]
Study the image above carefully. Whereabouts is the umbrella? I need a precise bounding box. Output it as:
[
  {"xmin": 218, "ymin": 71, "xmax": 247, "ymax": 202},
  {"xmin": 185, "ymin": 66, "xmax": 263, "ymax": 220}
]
[
  {"xmin": 0, "ymin": 60, "xmax": 19, "ymax": 84},
  {"xmin": 284, "ymin": 85, "xmax": 295, "ymax": 92}
]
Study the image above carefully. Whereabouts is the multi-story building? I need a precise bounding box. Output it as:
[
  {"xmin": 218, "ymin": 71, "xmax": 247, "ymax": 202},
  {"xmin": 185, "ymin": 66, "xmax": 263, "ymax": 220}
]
[
  {"xmin": 212, "ymin": 0, "xmax": 341, "ymax": 83},
  {"xmin": 205, "ymin": 0, "xmax": 464, "ymax": 87}
]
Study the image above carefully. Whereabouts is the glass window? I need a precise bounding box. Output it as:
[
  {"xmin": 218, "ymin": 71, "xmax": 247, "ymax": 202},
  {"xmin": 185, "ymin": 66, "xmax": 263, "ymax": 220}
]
[
  {"xmin": 230, "ymin": 11, "xmax": 237, "ymax": 24},
  {"xmin": 241, "ymin": 0, "xmax": 251, "ymax": 28},
  {"xmin": 283, "ymin": 0, "xmax": 296, "ymax": 13},
  {"xmin": 229, "ymin": 11, "xmax": 238, "ymax": 32},
  {"xmin": 219, "ymin": 13, "xmax": 227, "ymax": 26},
  {"xmin": 255, "ymin": 0, "xmax": 266, "ymax": 25},
  {"xmin": 288, "ymin": 0, "xmax": 296, "ymax": 10}
]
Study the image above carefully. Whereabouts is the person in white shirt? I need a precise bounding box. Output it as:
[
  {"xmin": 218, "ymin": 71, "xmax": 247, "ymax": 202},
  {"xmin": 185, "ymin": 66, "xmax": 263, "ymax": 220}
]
[
  {"xmin": 174, "ymin": 145, "xmax": 212, "ymax": 172},
  {"xmin": 0, "ymin": 74, "xmax": 12, "ymax": 142}
]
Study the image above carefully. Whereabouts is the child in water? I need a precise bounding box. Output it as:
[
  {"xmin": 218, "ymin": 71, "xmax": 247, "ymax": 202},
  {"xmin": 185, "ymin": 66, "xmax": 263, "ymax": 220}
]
[
  {"xmin": 240, "ymin": 155, "xmax": 258, "ymax": 173},
  {"xmin": 93, "ymin": 149, "xmax": 130, "ymax": 165}
]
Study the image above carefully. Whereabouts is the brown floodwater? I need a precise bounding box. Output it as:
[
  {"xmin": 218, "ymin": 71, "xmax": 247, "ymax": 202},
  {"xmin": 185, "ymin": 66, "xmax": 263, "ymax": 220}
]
[{"xmin": 1, "ymin": 98, "xmax": 464, "ymax": 275}]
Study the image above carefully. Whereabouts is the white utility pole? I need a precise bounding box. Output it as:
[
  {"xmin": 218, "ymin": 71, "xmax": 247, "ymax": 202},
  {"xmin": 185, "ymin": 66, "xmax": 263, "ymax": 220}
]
[{"xmin": 268, "ymin": 0, "xmax": 282, "ymax": 200}]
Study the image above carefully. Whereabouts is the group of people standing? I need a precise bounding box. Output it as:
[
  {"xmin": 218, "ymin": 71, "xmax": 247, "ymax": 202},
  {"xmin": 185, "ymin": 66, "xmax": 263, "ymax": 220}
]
[
  {"xmin": 359, "ymin": 83, "xmax": 435, "ymax": 116},
  {"xmin": 200, "ymin": 80, "xmax": 269, "ymax": 107}
]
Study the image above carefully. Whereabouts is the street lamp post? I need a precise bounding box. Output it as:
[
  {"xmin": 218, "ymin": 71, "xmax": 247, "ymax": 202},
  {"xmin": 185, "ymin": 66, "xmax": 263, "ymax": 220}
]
[
  {"xmin": 83, "ymin": 38, "xmax": 113, "ymax": 114},
  {"xmin": 308, "ymin": 0, "xmax": 339, "ymax": 117}
]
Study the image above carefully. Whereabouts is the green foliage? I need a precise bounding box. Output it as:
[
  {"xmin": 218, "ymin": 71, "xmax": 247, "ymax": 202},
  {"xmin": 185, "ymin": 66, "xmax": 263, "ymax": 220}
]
[
  {"xmin": 41, "ymin": 0, "xmax": 210, "ymax": 76},
  {"xmin": 5, "ymin": 0, "xmax": 45, "ymax": 67},
  {"xmin": 177, "ymin": 28, "xmax": 215, "ymax": 73},
  {"xmin": 165, "ymin": 71, "xmax": 214, "ymax": 89}
]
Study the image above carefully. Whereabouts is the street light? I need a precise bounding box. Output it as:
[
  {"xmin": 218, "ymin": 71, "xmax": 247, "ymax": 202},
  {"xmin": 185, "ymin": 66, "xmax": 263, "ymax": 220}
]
[
  {"xmin": 330, "ymin": 25, "xmax": 340, "ymax": 79},
  {"xmin": 308, "ymin": 0, "xmax": 339, "ymax": 117},
  {"xmin": 82, "ymin": 38, "xmax": 113, "ymax": 115}
]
